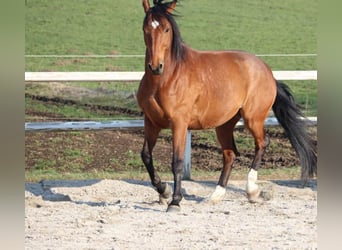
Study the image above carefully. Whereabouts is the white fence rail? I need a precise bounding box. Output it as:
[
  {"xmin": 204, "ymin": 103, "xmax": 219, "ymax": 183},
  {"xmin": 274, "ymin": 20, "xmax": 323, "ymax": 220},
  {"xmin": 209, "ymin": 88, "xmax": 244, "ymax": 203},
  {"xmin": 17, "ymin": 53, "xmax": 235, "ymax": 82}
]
[
  {"xmin": 25, "ymin": 71, "xmax": 317, "ymax": 180},
  {"xmin": 25, "ymin": 70, "xmax": 317, "ymax": 82}
]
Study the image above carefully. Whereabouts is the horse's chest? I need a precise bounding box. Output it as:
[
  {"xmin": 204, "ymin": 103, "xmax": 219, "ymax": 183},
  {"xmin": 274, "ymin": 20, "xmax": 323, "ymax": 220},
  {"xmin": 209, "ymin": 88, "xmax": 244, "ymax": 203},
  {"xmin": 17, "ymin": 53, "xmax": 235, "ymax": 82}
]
[
  {"xmin": 140, "ymin": 95, "xmax": 172, "ymax": 128},
  {"xmin": 137, "ymin": 79, "xmax": 189, "ymax": 128}
]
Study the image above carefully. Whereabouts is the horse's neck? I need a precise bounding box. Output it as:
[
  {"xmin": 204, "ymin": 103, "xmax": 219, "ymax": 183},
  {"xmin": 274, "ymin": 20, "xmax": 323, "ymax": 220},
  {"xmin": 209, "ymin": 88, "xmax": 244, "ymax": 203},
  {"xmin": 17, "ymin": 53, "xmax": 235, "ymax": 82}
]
[{"xmin": 161, "ymin": 44, "xmax": 192, "ymax": 79}]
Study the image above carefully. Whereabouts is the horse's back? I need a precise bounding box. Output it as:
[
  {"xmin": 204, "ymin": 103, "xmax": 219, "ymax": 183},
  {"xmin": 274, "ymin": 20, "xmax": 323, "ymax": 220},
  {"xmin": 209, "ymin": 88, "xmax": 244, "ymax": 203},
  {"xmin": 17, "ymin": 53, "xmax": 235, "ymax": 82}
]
[{"xmin": 187, "ymin": 48, "xmax": 276, "ymax": 93}]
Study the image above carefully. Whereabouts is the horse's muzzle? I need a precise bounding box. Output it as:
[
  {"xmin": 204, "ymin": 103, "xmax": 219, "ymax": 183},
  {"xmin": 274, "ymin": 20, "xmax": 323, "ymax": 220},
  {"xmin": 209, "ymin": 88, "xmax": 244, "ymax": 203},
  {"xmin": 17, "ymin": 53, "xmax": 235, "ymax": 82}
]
[{"xmin": 148, "ymin": 62, "xmax": 164, "ymax": 75}]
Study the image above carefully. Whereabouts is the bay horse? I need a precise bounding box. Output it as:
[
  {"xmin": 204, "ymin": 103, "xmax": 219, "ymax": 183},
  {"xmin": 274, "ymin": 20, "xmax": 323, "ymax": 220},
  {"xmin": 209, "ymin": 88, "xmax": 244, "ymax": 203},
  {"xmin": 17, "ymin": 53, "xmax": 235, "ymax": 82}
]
[{"xmin": 137, "ymin": 0, "xmax": 317, "ymax": 212}]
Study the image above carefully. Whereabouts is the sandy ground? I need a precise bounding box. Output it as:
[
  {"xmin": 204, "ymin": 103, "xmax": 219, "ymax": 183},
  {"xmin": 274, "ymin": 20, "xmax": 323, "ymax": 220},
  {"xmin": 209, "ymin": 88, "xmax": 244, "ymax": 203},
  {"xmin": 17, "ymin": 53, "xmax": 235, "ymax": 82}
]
[{"xmin": 25, "ymin": 179, "xmax": 317, "ymax": 249}]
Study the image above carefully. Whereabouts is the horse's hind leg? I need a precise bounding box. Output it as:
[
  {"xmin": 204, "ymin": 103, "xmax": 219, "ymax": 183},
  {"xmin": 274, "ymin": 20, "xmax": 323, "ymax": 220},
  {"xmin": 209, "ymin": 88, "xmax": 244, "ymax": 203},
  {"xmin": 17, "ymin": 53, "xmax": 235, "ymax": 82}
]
[
  {"xmin": 141, "ymin": 118, "xmax": 171, "ymax": 205},
  {"xmin": 243, "ymin": 117, "xmax": 270, "ymax": 202},
  {"xmin": 207, "ymin": 113, "xmax": 241, "ymax": 203}
]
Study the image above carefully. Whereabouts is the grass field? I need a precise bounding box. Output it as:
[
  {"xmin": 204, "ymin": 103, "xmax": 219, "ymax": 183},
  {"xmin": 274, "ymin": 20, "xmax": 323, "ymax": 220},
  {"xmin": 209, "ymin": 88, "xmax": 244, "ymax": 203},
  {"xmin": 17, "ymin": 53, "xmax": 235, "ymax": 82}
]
[
  {"xmin": 26, "ymin": 0, "xmax": 317, "ymax": 71},
  {"xmin": 25, "ymin": 0, "xmax": 318, "ymax": 180}
]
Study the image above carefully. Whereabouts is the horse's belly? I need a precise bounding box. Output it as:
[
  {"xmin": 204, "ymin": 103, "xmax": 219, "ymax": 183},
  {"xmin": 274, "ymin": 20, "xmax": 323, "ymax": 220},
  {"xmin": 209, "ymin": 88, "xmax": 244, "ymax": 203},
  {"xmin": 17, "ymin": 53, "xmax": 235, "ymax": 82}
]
[{"xmin": 189, "ymin": 104, "xmax": 240, "ymax": 129}]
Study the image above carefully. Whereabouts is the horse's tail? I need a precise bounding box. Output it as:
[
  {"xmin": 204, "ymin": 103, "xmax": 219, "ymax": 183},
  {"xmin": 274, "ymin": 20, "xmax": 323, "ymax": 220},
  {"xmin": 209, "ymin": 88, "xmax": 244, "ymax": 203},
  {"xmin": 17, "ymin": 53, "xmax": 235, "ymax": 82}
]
[{"xmin": 272, "ymin": 80, "xmax": 317, "ymax": 181}]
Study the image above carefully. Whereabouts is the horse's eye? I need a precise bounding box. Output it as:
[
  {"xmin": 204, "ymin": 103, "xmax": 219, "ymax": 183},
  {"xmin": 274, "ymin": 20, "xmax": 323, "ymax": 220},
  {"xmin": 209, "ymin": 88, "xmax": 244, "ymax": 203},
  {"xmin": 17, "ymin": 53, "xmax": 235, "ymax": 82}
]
[{"xmin": 165, "ymin": 28, "xmax": 170, "ymax": 33}]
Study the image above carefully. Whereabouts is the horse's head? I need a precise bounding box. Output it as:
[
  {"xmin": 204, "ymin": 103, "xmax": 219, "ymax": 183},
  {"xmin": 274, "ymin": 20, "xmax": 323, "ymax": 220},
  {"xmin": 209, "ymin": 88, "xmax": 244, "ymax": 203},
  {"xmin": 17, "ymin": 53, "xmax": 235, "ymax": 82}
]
[{"xmin": 142, "ymin": 0, "xmax": 183, "ymax": 75}]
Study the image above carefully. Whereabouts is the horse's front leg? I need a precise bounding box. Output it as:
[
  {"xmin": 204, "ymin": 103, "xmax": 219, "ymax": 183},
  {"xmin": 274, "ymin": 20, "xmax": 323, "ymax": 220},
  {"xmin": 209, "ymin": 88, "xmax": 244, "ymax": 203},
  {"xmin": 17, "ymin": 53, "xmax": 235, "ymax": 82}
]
[
  {"xmin": 141, "ymin": 118, "xmax": 171, "ymax": 205},
  {"xmin": 167, "ymin": 121, "xmax": 188, "ymax": 212}
]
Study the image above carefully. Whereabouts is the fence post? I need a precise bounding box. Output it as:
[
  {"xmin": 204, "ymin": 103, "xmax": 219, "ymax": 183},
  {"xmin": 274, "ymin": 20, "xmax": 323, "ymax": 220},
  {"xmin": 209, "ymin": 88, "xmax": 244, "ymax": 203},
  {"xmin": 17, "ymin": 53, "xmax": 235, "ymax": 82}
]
[{"xmin": 183, "ymin": 130, "xmax": 191, "ymax": 180}]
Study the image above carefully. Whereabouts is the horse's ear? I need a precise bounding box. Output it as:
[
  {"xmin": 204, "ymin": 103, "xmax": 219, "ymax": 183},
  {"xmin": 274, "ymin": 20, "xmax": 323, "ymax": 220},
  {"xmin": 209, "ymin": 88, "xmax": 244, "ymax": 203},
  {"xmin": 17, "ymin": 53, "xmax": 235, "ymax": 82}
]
[
  {"xmin": 142, "ymin": 0, "xmax": 150, "ymax": 13},
  {"xmin": 166, "ymin": 1, "xmax": 177, "ymax": 14}
]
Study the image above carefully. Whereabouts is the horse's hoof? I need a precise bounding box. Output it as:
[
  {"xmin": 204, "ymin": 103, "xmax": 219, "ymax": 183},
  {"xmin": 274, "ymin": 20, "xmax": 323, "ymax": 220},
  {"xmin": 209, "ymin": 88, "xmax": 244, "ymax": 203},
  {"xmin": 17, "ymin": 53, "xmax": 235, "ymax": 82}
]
[
  {"xmin": 247, "ymin": 188, "xmax": 262, "ymax": 203},
  {"xmin": 159, "ymin": 195, "xmax": 171, "ymax": 205},
  {"xmin": 247, "ymin": 190, "xmax": 273, "ymax": 203},
  {"xmin": 166, "ymin": 205, "xmax": 181, "ymax": 213},
  {"xmin": 204, "ymin": 185, "xmax": 226, "ymax": 204},
  {"xmin": 247, "ymin": 183, "xmax": 273, "ymax": 203}
]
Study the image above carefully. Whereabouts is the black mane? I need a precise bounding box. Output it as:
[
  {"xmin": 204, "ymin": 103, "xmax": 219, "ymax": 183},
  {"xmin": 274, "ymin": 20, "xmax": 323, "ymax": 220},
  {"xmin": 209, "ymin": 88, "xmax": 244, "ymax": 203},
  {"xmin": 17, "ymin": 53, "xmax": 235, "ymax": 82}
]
[{"xmin": 144, "ymin": 0, "xmax": 185, "ymax": 62}]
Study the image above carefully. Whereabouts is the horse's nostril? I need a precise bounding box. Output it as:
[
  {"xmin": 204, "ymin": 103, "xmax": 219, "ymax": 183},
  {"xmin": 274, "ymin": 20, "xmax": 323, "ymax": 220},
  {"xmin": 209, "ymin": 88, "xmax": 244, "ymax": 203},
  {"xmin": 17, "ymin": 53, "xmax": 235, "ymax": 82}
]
[{"xmin": 148, "ymin": 62, "xmax": 163, "ymax": 74}]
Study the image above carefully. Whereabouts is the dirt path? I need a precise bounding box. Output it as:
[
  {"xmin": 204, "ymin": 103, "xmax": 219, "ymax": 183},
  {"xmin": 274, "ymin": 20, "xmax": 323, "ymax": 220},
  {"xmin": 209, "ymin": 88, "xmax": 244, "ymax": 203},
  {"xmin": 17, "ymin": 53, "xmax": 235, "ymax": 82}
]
[{"xmin": 25, "ymin": 179, "xmax": 316, "ymax": 249}]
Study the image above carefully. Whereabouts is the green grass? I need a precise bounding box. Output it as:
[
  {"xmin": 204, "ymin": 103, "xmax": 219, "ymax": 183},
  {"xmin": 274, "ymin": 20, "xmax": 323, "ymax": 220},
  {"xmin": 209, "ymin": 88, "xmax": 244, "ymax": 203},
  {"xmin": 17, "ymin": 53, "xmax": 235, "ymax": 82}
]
[
  {"xmin": 180, "ymin": 0, "xmax": 317, "ymax": 69},
  {"xmin": 26, "ymin": 0, "xmax": 317, "ymax": 71},
  {"xmin": 286, "ymin": 80, "xmax": 317, "ymax": 116},
  {"xmin": 25, "ymin": 96, "xmax": 108, "ymax": 120},
  {"xmin": 25, "ymin": 0, "xmax": 144, "ymax": 71},
  {"xmin": 25, "ymin": 81, "xmax": 142, "ymax": 121}
]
